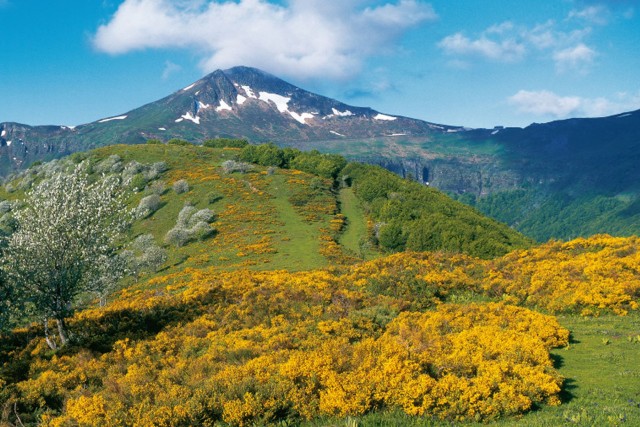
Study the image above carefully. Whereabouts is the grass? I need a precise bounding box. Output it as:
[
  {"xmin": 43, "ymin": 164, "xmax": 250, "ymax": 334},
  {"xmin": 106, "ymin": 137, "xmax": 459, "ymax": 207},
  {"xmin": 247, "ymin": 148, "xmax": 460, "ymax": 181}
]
[
  {"xmin": 4, "ymin": 143, "xmax": 640, "ymax": 426},
  {"xmin": 86, "ymin": 144, "xmax": 342, "ymax": 278},
  {"xmin": 268, "ymin": 173, "xmax": 327, "ymax": 271},
  {"xmin": 338, "ymin": 187, "xmax": 378, "ymax": 260}
]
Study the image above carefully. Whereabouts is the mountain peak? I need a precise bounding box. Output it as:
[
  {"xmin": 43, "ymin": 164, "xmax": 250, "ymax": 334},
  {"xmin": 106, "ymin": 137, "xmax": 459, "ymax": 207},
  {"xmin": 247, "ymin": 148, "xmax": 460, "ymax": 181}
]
[{"xmin": 0, "ymin": 66, "xmax": 464, "ymax": 174}]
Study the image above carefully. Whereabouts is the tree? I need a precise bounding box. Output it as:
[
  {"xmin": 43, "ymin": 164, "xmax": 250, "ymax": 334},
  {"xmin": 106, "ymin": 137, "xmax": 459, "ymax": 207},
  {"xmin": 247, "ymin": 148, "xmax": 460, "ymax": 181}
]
[{"xmin": 1, "ymin": 165, "xmax": 130, "ymax": 349}]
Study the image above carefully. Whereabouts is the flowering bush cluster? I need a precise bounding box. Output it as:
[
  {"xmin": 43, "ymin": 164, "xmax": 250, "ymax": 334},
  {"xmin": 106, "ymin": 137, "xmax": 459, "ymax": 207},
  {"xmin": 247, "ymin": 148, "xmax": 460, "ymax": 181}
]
[{"xmin": 4, "ymin": 259, "xmax": 570, "ymax": 425}]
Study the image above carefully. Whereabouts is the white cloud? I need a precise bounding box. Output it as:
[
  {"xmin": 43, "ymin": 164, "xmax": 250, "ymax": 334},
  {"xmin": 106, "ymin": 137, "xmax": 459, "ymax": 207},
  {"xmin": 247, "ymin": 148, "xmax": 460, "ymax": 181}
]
[
  {"xmin": 93, "ymin": 0, "xmax": 437, "ymax": 80},
  {"xmin": 568, "ymin": 5, "xmax": 610, "ymax": 25},
  {"xmin": 509, "ymin": 90, "xmax": 583, "ymax": 117},
  {"xmin": 508, "ymin": 90, "xmax": 640, "ymax": 119},
  {"xmin": 553, "ymin": 43, "xmax": 596, "ymax": 72},
  {"xmin": 438, "ymin": 16, "xmax": 599, "ymax": 72},
  {"xmin": 438, "ymin": 32, "xmax": 525, "ymax": 62},
  {"xmin": 161, "ymin": 61, "xmax": 182, "ymax": 80}
]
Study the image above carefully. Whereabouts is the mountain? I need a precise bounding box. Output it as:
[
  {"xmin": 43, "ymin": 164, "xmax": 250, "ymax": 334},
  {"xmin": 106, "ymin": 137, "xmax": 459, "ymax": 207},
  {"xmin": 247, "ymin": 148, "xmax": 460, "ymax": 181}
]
[
  {"xmin": 2, "ymin": 66, "xmax": 640, "ymax": 241},
  {"xmin": 0, "ymin": 66, "xmax": 461, "ymax": 174},
  {"xmin": 350, "ymin": 109, "xmax": 640, "ymax": 240}
]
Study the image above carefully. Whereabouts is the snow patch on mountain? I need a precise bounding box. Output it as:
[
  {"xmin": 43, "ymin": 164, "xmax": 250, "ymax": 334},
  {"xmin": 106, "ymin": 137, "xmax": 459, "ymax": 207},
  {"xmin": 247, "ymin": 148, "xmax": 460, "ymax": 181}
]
[
  {"xmin": 179, "ymin": 112, "xmax": 200, "ymax": 124},
  {"xmin": 332, "ymin": 108, "xmax": 354, "ymax": 117},
  {"xmin": 183, "ymin": 83, "xmax": 196, "ymax": 91},
  {"xmin": 259, "ymin": 92, "xmax": 290, "ymax": 113},
  {"xmin": 98, "ymin": 115, "xmax": 128, "ymax": 123},
  {"xmin": 241, "ymin": 85, "xmax": 257, "ymax": 99},
  {"xmin": 198, "ymin": 101, "xmax": 211, "ymax": 110},
  {"xmin": 216, "ymin": 100, "xmax": 233, "ymax": 112},
  {"xmin": 237, "ymin": 94, "xmax": 247, "ymax": 105},
  {"xmin": 290, "ymin": 112, "xmax": 314, "ymax": 124},
  {"xmin": 330, "ymin": 131, "xmax": 345, "ymax": 137},
  {"xmin": 1, "ymin": 130, "xmax": 5, "ymax": 137},
  {"xmin": 373, "ymin": 113, "xmax": 396, "ymax": 121},
  {"xmin": 257, "ymin": 91, "xmax": 314, "ymax": 124}
]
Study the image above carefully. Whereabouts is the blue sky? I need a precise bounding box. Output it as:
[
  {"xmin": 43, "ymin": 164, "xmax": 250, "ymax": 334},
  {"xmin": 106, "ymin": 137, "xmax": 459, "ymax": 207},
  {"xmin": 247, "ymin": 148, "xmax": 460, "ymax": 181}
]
[{"xmin": 1, "ymin": 0, "xmax": 639, "ymax": 128}]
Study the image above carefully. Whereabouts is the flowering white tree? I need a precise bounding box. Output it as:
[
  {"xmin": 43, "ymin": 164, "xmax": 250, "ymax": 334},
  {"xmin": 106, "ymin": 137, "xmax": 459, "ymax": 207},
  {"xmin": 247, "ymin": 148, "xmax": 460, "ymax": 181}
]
[{"xmin": 2, "ymin": 165, "xmax": 130, "ymax": 349}]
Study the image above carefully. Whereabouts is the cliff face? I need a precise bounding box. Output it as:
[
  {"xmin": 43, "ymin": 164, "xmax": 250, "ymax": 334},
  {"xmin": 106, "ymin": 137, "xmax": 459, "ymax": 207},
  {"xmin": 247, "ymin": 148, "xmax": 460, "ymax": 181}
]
[{"xmin": 370, "ymin": 157, "xmax": 521, "ymax": 196}]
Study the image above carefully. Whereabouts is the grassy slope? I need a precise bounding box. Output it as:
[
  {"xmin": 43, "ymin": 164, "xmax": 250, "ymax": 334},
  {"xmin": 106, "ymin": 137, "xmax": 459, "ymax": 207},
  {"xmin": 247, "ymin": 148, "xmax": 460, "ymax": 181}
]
[
  {"xmin": 92, "ymin": 144, "xmax": 345, "ymax": 274},
  {"xmin": 2, "ymin": 144, "xmax": 639, "ymax": 426},
  {"xmin": 338, "ymin": 187, "xmax": 372, "ymax": 259}
]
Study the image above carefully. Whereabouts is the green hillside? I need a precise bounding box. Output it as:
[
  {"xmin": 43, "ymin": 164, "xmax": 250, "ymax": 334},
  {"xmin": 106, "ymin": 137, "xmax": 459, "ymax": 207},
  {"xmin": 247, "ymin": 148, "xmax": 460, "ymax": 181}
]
[{"xmin": 1, "ymin": 143, "xmax": 638, "ymax": 426}]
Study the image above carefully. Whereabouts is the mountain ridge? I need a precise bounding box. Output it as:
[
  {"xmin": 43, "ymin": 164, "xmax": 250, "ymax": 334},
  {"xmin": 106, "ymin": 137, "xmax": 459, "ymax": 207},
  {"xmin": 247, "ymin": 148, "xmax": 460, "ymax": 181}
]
[
  {"xmin": 0, "ymin": 66, "xmax": 465, "ymax": 173},
  {"xmin": 2, "ymin": 66, "xmax": 640, "ymax": 241}
]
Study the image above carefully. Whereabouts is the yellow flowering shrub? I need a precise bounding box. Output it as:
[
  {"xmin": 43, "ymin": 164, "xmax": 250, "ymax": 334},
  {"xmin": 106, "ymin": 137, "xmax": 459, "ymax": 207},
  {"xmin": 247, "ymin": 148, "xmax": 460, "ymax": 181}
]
[{"xmin": 5, "ymin": 235, "xmax": 639, "ymax": 425}]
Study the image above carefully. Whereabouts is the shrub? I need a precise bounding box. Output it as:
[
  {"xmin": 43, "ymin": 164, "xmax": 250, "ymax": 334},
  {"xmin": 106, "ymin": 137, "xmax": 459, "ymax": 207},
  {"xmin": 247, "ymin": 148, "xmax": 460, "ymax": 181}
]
[
  {"xmin": 136, "ymin": 194, "xmax": 162, "ymax": 219},
  {"xmin": 123, "ymin": 161, "xmax": 144, "ymax": 178},
  {"xmin": 173, "ymin": 179, "xmax": 189, "ymax": 194},
  {"xmin": 203, "ymin": 138, "xmax": 249, "ymax": 149},
  {"xmin": 128, "ymin": 234, "xmax": 167, "ymax": 275},
  {"xmin": 94, "ymin": 155, "xmax": 123, "ymax": 174},
  {"xmin": 168, "ymin": 138, "xmax": 191, "ymax": 146},
  {"xmin": 164, "ymin": 228, "xmax": 190, "ymax": 247},
  {"xmin": 129, "ymin": 173, "xmax": 147, "ymax": 192},
  {"xmin": 151, "ymin": 162, "xmax": 168, "ymax": 174},
  {"xmin": 191, "ymin": 221, "xmax": 215, "ymax": 241},
  {"xmin": 221, "ymin": 160, "xmax": 253, "ymax": 174},
  {"xmin": 165, "ymin": 205, "xmax": 216, "ymax": 247},
  {"xmin": 147, "ymin": 180, "xmax": 166, "ymax": 196},
  {"xmin": 146, "ymin": 138, "xmax": 163, "ymax": 145},
  {"xmin": 0, "ymin": 200, "xmax": 12, "ymax": 214},
  {"xmin": 207, "ymin": 191, "xmax": 223, "ymax": 204}
]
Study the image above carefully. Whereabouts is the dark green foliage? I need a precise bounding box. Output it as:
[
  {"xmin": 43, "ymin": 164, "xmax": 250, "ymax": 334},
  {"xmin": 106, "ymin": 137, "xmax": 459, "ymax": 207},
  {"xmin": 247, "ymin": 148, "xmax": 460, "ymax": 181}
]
[
  {"xmin": 203, "ymin": 138, "xmax": 249, "ymax": 149},
  {"xmin": 69, "ymin": 152, "xmax": 89, "ymax": 164},
  {"xmin": 207, "ymin": 191, "xmax": 224, "ymax": 204},
  {"xmin": 129, "ymin": 173, "xmax": 147, "ymax": 192},
  {"xmin": 377, "ymin": 221, "xmax": 406, "ymax": 251},
  {"xmin": 240, "ymin": 143, "xmax": 286, "ymax": 167},
  {"xmin": 289, "ymin": 150, "xmax": 347, "ymax": 179},
  {"xmin": 146, "ymin": 139, "xmax": 163, "ymax": 145},
  {"xmin": 343, "ymin": 163, "xmax": 532, "ymax": 258},
  {"xmin": 239, "ymin": 144, "xmax": 347, "ymax": 179},
  {"xmin": 167, "ymin": 138, "xmax": 191, "ymax": 146},
  {"xmin": 455, "ymin": 189, "xmax": 640, "ymax": 242}
]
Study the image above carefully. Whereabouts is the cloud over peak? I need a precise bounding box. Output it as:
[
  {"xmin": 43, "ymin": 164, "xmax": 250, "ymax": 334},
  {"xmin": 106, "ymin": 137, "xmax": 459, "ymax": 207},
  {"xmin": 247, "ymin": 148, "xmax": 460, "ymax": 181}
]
[
  {"xmin": 93, "ymin": 0, "xmax": 437, "ymax": 80},
  {"xmin": 508, "ymin": 89, "xmax": 640, "ymax": 119}
]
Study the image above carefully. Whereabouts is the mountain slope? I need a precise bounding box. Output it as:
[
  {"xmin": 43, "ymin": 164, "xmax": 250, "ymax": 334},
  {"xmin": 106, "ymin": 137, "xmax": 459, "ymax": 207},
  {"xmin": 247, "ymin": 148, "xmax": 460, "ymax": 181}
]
[
  {"xmin": 0, "ymin": 66, "xmax": 461, "ymax": 175},
  {"xmin": 2, "ymin": 67, "xmax": 640, "ymax": 241}
]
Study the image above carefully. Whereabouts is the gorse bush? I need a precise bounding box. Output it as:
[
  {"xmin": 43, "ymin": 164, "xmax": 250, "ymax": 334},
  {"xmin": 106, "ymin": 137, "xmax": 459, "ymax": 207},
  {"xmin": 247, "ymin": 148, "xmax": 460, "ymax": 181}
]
[{"xmin": 8, "ymin": 261, "xmax": 573, "ymax": 425}]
